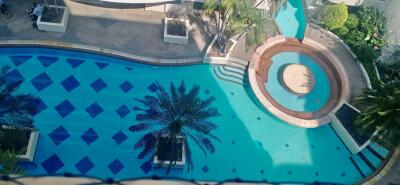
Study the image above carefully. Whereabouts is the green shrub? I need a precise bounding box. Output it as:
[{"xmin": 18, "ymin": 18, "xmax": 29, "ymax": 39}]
[
  {"xmin": 346, "ymin": 30, "xmax": 365, "ymax": 46},
  {"xmin": 354, "ymin": 44, "xmax": 378, "ymax": 63},
  {"xmin": 358, "ymin": 7, "xmax": 386, "ymax": 36},
  {"xmin": 0, "ymin": 129, "xmax": 28, "ymax": 153},
  {"xmin": 322, "ymin": 3, "xmax": 349, "ymax": 30},
  {"xmin": 335, "ymin": 26, "xmax": 349, "ymax": 36},
  {"xmin": 345, "ymin": 14, "xmax": 359, "ymax": 29}
]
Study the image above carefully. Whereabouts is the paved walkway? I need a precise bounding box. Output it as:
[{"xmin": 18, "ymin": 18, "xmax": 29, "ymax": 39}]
[
  {"xmin": 377, "ymin": 153, "xmax": 400, "ymax": 185},
  {"xmin": 305, "ymin": 24, "xmax": 367, "ymax": 103},
  {"xmin": 0, "ymin": 0, "xmax": 210, "ymax": 60}
]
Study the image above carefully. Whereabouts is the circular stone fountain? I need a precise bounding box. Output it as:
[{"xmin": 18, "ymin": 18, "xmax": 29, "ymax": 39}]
[
  {"xmin": 248, "ymin": 36, "xmax": 350, "ymax": 127},
  {"xmin": 281, "ymin": 64, "xmax": 315, "ymax": 95}
]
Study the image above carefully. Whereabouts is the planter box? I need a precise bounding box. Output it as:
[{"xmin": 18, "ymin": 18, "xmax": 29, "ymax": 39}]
[
  {"xmin": 0, "ymin": 127, "xmax": 39, "ymax": 163},
  {"xmin": 153, "ymin": 135, "xmax": 185, "ymax": 168},
  {"xmin": 17, "ymin": 131, "xmax": 40, "ymax": 163},
  {"xmin": 163, "ymin": 18, "xmax": 189, "ymax": 45},
  {"xmin": 37, "ymin": 5, "xmax": 70, "ymax": 33}
]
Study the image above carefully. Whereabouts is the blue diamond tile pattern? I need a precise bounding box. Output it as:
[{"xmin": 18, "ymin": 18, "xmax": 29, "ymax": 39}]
[
  {"xmin": 66, "ymin": 59, "xmax": 85, "ymax": 68},
  {"xmin": 86, "ymin": 103, "xmax": 103, "ymax": 118},
  {"xmin": 90, "ymin": 78, "xmax": 107, "ymax": 93},
  {"xmin": 95, "ymin": 62, "xmax": 108, "ymax": 69},
  {"xmin": 116, "ymin": 105, "xmax": 130, "ymax": 118},
  {"xmin": 148, "ymin": 82, "xmax": 159, "ymax": 92},
  {"xmin": 31, "ymin": 72, "xmax": 53, "ymax": 91},
  {"xmin": 61, "ymin": 75, "xmax": 80, "ymax": 92},
  {"xmin": 202, "ymin": 166, "xmax": 209, "ymax": 173},
  {"xmin": 75, "ymin": 156, "xmax": 94, "ymax": 174},
  {"xmin": 33, "ymin": 98, "xmax": 47, "ymax": 116},
  {"xmin": 140, "ymin": 161, "xmax": 152, "ymax": 174},
  {"xmin": 112, "ymin": 131, "xmax": 128, "ymax": 145},
  {"xmin": 48, "ymin": 126, "xmax": 70, "ymax": 145},
  {"xmin": 81, "ymin": 128, "xmax": 98, "ymax": 145},
  {"xmin": 119, "ymin": 81, "xmax": 133, "ymax": 93},
  {"xmin": 41, "ymin": 154, "xmax": 64, "ymax": 175},
  {"xmin": 55, "ymin": 100, "xmax": 76, "ymax": 118},
  {"xmin": 108, "ymin": 159, "xmax": 124, "ymax": 175},
  {"xmin": 9, "ymin": 56, "xmax": 32, "ymax": 66},
  {"xmin": 37, "ymin": 56, "xmax": 58, "ymax": 67},
  {"xmin": 5, "ymin": 69, "xmax": 24, "ymax": 84}
]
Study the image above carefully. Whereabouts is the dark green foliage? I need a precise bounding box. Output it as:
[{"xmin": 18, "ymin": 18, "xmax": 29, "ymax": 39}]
[
  {"xmin": 129, "ymin": 81, "xmax": 220, "ymax": 172},
  {"xmin": 0, "ymin": 150, "xmax": 25, "ymax": 175},
  {"xmin": 322, "ymin": 3, "xmax": 349, "ymax": 30},
  {"xmin": 357, "ymin": 7, "xmax": 387, "ymax": 48},
  {"xmin": 354, "ymin": 44, "xmax": 378, "ymax": 63},
  {"xmin": 0, "ymin": 129, "xmax": 29, "ymax": 153},
  {"xmin": 345, "ymin": 30, "xmax": 365, "ymax": 46},
  {"xmin": 345, "ymin": 13, "xmax": 359, "ymax": 29},
  {"xmin": 0, "ymin": 66, "xmax": 39, "ymax": 129},
  {"xmin": 377, "ymin": 62, "xmax": 400, "ymax": 83},
  {"xmin": 355, "ymin": 80, "xmax": 400, "ymax": 149}
]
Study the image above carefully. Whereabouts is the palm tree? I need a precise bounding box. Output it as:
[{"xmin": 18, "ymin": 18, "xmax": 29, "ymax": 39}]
[
  {"xmin": 0, "ymin": 150, "xmax": 25, "ymax": 175},
  {"xmin": 129, "ymin": 81, "xmax": 220, "ymax": 172},
  {"xmin": 203, "ymin": 0, "xmax": 271, "ymax": 52},
  {"xmin": 267, "ymin": 0, "xmax": 288, "ymax": 17},
  {"xmin": 355, "ymin": 80, "xmax": 400, "ymax": 149},
  {"xmin": 0, "ymin": 66, "xmax": 38, "ymax": 129}
]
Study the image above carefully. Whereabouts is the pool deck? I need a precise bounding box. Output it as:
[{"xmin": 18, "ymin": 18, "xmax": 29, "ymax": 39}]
[
  {"xmin": 0, "ymin": 0, "xmax": 211, "ymax": 60},
  {"xmin": 304, "ymin": 24, "xmax": 368, "ymax": 103}
]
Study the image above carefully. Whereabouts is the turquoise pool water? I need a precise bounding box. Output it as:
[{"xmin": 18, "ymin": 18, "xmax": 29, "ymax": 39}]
[
  {"xmin": 275, "ymin": 0, "xmax": 307, "ymax": 39},
  {"xmin": 0, "ymin": 47, "xmax": 362, "ymax": 183},
  {"xmin": 264, "ymin": 52, "xmax": 330, "ymax": 112}
]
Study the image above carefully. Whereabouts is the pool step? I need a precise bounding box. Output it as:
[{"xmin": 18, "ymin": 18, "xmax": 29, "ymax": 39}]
[
  {"xmin": 214, "ymin": 65, "xmax": 249, "ymax": 86},
  {"xmin": 349, "ymin": 142, "xmax": 389, "ymax": 178}
]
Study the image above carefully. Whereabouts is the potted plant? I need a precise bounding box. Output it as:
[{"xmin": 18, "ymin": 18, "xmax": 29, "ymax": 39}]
[
  {"xmin": 0, "ymin": 66, "xmax": 40, "ymax": 165},
  {"xmin": 163, "ymin": 1, "xmax": 192, "ymax": 44},
  {"xmin": 129, "ymin": 81, "xmax": 220, "ymax": 173},
  {"xmin": 203, "ymin": 0, "xmax": 274, "ymax": 57},
  {"xmin": 36, "ymin": 0, "xmax": 70, "ymax": 33},
  {"xmin": 164, "ymin": 18, "xmax": 189, "ymax": 44}
]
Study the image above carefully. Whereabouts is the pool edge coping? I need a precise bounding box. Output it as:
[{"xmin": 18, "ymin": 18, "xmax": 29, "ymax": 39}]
[{"xmin": 0, "ymin": 40, "xmax": 204, "ymax": 66}]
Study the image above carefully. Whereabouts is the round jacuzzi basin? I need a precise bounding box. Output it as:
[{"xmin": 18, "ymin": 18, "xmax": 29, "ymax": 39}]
[{"xmin": 264, "ymin": 52, "xmax": 330, "ymax": 112}]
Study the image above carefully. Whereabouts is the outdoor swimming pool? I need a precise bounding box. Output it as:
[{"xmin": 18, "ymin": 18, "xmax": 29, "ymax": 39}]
[
  {"xmin": 264, "ymin": 52, "xmax": 330, "ymax": 112},
  {"xmin": 275, "ymin": 0, "xmax": 307, "ymax": 39},
  {"xmin": 0, "ymin": 47, "xmax": 363, "ymax": 183}
]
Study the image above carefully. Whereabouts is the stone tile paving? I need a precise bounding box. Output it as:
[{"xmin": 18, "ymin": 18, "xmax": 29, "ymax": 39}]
[
  {"xmin": 305, "ymin": 24, "xmax": 367, "ymax": 103},
  {"xmin": 377, "ymin": 153, "xmax": 400, "ymax": 185},
  {"xmin": 0, "ymin": 0, "xmax": 211, "ymax": 60}
]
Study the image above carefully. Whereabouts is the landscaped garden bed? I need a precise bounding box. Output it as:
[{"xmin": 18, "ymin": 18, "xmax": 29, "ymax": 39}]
[
  {"xmin": 320, "ymin": 4, "xmax": 387, "ymax": 87},
  {"xmin": 207, "ymin": 38, "xmax": 236, "ymax": 58}
]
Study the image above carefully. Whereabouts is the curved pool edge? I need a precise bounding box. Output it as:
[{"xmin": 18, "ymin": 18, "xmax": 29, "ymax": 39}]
[
  {"xmin": 0, "ymin": 40, "xmax": 203, "ymax": 66},
  {"xmin": 248, "ymin": 35, "xmax": 350, "ymax": 128}
]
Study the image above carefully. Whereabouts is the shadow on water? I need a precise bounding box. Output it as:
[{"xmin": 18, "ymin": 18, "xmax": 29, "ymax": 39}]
[
  {"xmin": 0, "ymin": 47, "xmax": 276, "ymax": 182},
  {"xmin": 0, "ymin": 47, "xmax": 363, "ymax": 184},
  {"xmin": 243, "ymin": 85, "xmax": 269, "ymax": 115}
]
